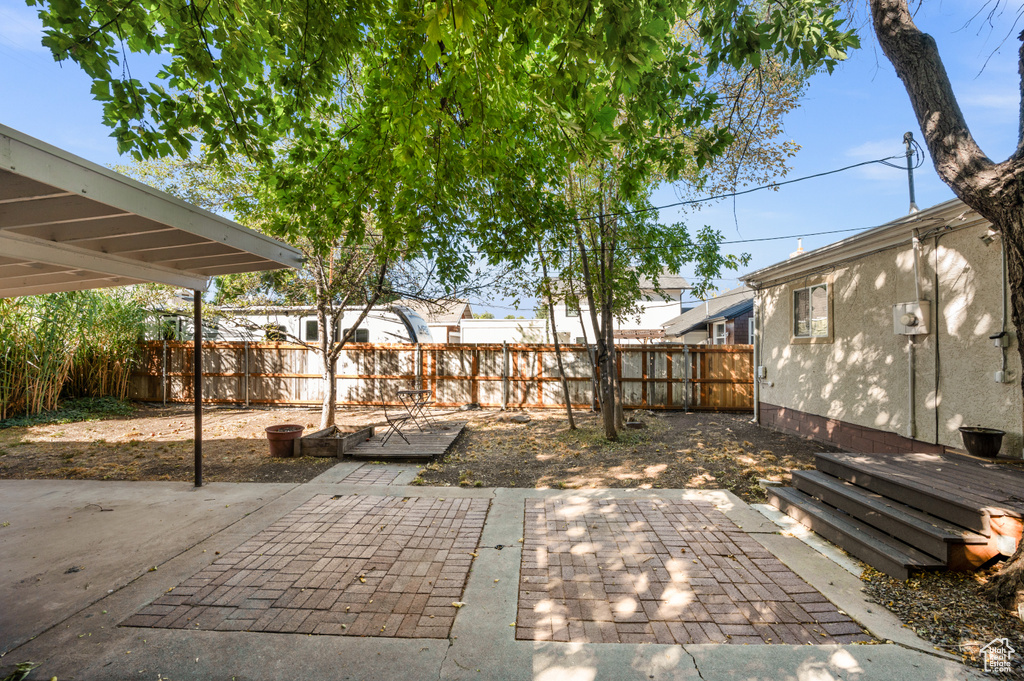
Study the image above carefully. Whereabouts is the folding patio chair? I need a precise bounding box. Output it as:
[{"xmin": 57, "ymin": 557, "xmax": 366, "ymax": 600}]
[{"xmin": 377, "ymin": 382, "xmax": 410, "ymax": 446}]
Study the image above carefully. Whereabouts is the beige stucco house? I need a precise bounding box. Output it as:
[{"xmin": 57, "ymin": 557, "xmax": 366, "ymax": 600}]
[{"xmin": 742, "ymin": 198, "xmax": 1022, "ymax": 458}]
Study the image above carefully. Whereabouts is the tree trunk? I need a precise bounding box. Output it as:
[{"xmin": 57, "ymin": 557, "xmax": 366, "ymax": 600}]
[
  {"xmin": 982, "ymin": 207, "xmax": 1024, "ymax": 611},
  {"xmin": 538, "ymin": 243, "xmax": 576, "ymax": 430},
  {"xmin": 576, "ymin": 226, "xmax": 617, "ymax": 439},
  {"xmin": 870, "ymin": 0, "xmax": 1024, "ymax": 607},
  {"xmin": 320, "ymin": 354, "xmax": 337, "ymax": 430},
  {"xmin": 317, "ymin": 300, "xmax": 335, "ymax": 430}
]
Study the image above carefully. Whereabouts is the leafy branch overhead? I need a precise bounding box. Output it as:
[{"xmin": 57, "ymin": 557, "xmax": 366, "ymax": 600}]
[{"xmin": 30, "ymin": 0, "xmax": 858, "ymax": 283}]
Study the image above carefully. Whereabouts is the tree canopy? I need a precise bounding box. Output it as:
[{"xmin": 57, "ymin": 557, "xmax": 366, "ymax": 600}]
[{"xmin": 31, "ymin": 0, "xmax": 858, "ymax": 289}]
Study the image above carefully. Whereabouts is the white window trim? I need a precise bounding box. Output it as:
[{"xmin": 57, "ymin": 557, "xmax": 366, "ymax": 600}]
[
  {"xmin": 793, "ymin": 283, "xmax": 829, "ymax": 339},
  {"xmin": 712, "ymin": 321, "xmax": 728, "ymax": 345}
]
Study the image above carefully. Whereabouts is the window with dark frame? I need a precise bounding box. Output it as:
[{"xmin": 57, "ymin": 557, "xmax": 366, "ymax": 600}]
[
  {"xmin": 304, "ymin": 318, "xmax": 319, "ymax": 342},
  {"xmin": 343, "ymin": 327, "xmax": 370, "ymax": 343},
  {"xmin": 793, "ymin": 284, "xmax": 828, "ymax": 338},
  {"xmin": 565, "ymin": 298, "xmax": 580, "ymax": 317}
]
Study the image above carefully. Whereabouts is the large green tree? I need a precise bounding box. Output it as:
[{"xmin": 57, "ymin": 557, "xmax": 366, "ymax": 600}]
[
  {"xmin": 29, "ymin": 0, "xmax": 857, "ymax": 270},
  {"xmin": 116, "ymin": 152, "xmax": 424, "ymax": 429}
]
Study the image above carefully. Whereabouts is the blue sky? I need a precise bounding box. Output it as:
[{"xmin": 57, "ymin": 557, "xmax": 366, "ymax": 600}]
[{"xmin": 0, "ymin": 1, "xmax": 1020, "ymax": 314}]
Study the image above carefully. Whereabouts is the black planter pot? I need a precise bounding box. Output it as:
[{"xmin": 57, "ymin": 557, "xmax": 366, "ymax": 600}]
[{"xmin": 959, "ymin": 426, "xmax": 1005, "ymax": 458}]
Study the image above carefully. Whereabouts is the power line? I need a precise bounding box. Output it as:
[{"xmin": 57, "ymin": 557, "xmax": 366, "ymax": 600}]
[
  {"xmin": 572, "ymin": 152, "xmax": 920, "ymax": 223},
  {"xmin": 720, "ymin": 227, "xmax": 862, "ymax": 245}
]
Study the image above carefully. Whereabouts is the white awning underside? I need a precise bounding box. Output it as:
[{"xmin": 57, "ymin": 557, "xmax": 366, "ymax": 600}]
[{"xmin": 0, "ymin": 125, "xmax": 303, "ymax": 298}]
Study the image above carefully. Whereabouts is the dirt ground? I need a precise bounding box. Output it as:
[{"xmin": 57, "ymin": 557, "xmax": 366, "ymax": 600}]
[
  {"xmin": 414, "ymin": 408, "xmax": 839, "ymax": 502},
  {"xmin": 0, "ymin": 404, "xmax": 834, "ymax": 497},
  {"xmin": 0, "ymin": 405, "xmax": 342, "ymax": 484}
]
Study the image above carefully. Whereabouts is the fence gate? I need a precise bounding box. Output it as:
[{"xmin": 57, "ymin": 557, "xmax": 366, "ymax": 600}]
[{"xmin": 131, "ymin": 342, "xmax": 753, "ymax": 411}]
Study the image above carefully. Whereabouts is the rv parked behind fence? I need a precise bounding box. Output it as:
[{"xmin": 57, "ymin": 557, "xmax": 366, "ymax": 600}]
[{"xmin": 147, "ymin": 305, "xmax": 434, "ymax": 344}]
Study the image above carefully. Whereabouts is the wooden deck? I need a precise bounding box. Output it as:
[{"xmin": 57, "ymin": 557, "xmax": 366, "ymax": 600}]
[
  {"xmin": 769, "ymin": 450, "xmax": 1024, "ymax": 579},
  {"xmin": 347, "ymin": 420, "xmax": 467, "ymax": 461},
  {"xmin": 816, "ymin": 451, "xmax": 1024, "ymax": 523}
]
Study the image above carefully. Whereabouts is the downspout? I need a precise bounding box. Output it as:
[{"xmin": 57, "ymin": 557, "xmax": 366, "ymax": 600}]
[
  {"xmin": 907, "ymin": 336, "xmax": 916, "ymax": 440},
  {"xmin": 751, "ymin": 288, "xmax": 760, "ymax": 425},
  {"xmin": 933, "ymin": 231, "xmax": 942, "ymax": 447},
  {"xmin": 1000, "ymin": 232, "xmax": 1008, "ymax": 380}
]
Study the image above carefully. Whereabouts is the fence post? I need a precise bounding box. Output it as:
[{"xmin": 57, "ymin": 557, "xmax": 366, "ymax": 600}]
[
  {"xmin": 501, "ymin": 342, "xmax": 509, "ymax": 410},
  {"xmin": 683, "ymin": 346, "xmax": 690, "ymax": 412},
  {"xmin": 243, "ymin": 340, "xmax": 250, "ymax": 408},
  {"xmin": 161, "ymin": 340, "xmax": 167, "ymax": 406}
]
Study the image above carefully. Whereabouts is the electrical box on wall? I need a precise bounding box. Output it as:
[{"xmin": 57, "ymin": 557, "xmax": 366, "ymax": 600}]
[{"xmin": 893, "ymin": 301, "xmax": 930, "ymax": 335}]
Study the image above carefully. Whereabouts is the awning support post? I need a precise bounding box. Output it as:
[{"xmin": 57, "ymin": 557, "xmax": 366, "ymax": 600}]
[{"xmin": 194, "ymin": 290, "xmax": 203, "ymax": 488}]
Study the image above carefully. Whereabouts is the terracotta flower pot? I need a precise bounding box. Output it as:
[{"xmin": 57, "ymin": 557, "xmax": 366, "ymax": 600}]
[{"xmin": 265, "ymin": 424, "xmax": 305, "ymax": 457}]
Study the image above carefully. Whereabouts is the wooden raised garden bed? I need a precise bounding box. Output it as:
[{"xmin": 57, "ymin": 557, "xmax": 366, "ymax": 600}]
[{"xmin": 299, "ymin": 425, "xmax": 375, "ymax": 458}]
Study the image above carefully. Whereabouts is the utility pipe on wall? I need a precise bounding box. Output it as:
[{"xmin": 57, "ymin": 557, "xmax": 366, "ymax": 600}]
[
  {"xmin": 908, "ymin": 229, "xmax": 922, "ymax": 441},
  {"xmin": 907, "ymin": 336, "xmax": 916, "ymax": 440},
  {"xmin": 751, "ymin": 290, "xmax": 760, "ymax": 425},
  {"xmin": 1000, "ymin": 233, "xmax": 1009, "ymax": 379}
]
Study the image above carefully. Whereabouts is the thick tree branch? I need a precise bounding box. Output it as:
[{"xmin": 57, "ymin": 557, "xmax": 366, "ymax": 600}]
[{"xmin": 870, "ymin": 0, "xmax": 999, "ymax": 205}]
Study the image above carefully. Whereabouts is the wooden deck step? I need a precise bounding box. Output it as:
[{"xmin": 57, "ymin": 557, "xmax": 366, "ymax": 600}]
[
  {"xmin": 792, "ymin": 470, "xmax": 989, "ymax": 561},
  {"xmin": 815, "ymin": 452, "xmax": 990, "ymax": 535},
  {"xmin": 768, "ymin": 486, "xmax": 945, "ymax": 580}
]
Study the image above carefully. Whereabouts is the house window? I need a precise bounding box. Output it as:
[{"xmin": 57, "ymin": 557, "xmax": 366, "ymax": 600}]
[
  {"xmin": 565, "ymin": 298, "xmax": 580, "ymax": 317},
  {"xmin": 343, "ymin": 327, "xmax": 369, "ymax": 343},
  {"xmin": 712, "ymin": 321, "xmax": 728, "ymax": 345},
  {"xmin": 748, "ymin": 317, "xmax": 755, "ymax": 342},
  {"xmin": 304, "ymin": 318, "xmax": 319, "ymax": 342},
  {"xmin": 794, "ymin": 284, "xmax": 829, "ymax": 338}
]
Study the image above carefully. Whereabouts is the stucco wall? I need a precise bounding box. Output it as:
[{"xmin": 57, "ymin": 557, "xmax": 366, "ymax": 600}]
[{"xmin": 755, "ymin": 222, "xmax": 1023, "ymax": 457}]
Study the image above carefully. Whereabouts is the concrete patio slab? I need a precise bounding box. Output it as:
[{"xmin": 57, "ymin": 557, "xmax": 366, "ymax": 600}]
[
  {"xmin": 0, "ymin": 479, "xmax": 296, "ymax": 655},
  {"xmin": 0, "ymin": 477, "xmax": 980, "ymax": 680}
]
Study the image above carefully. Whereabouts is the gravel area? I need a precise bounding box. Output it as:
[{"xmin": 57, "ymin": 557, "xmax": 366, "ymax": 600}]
[{"xmin": 862, "ymin": 565, "xmax": 1024, "ymax": 677}]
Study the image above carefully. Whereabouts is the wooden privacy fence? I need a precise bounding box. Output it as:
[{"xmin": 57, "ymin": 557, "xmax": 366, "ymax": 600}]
[{"xmin": 130, "ymin": 342, "xmax": 753, "ymax": 412}]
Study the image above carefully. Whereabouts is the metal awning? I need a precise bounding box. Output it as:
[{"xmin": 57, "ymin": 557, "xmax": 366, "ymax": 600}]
[
  {"xmin": 0, "ymin": 124, "xmax": 304, "ymax": 488},
  {"xmin": 0, "ymin": 124, "xmax": 302, "ymax": 298}
]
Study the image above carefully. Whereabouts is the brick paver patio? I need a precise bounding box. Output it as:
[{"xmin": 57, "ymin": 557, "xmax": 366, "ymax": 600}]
[
  {"xmin": 123, "ymin": 494, "xmax": 489, "ymax": 637},
  {"xmin": 516, "ymin": 498, "xmax": 870, "ymax": 645},
  {"xmin": 337, "ymin": 466, "xmax": 403, "ymax": 485}
]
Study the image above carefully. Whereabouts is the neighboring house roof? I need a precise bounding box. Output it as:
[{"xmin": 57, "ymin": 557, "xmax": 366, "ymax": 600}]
[
  {"xmin": 394, "ymin": 298, "xmax": 472, "ymax": 324},
  {"xmin": 662, "ymin": 286, "xmax": 753, "ymax": 336},
  {"xmin": 740, "ymin": 198, "xmax": 986, "ymax": 287},
  {"xmin": 637, "ymin": 270, "xmax": 691, "ymax": 291},
  {"xmin": 550, "ymin": 270, "xmax": 690, "ymax": 300}
]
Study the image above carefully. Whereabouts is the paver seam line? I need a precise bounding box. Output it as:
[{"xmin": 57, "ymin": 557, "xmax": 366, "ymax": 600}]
[{"xmin": 0, "ymin": 480, "xmax": 306, "ymax": 659}]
